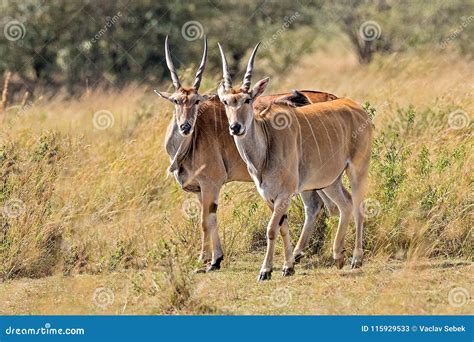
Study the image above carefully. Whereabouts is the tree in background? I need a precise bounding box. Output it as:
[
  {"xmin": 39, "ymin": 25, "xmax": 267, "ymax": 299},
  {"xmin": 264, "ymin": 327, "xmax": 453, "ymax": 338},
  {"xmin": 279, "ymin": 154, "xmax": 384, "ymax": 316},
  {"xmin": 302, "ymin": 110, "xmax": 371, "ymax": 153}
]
[
  {"xmin": 0, "ymin": 0, "xmax": 472, "ymax": 95},
  {"xmin": 322, "ymin": 0, "xmax": 473, "ymax": 63}
]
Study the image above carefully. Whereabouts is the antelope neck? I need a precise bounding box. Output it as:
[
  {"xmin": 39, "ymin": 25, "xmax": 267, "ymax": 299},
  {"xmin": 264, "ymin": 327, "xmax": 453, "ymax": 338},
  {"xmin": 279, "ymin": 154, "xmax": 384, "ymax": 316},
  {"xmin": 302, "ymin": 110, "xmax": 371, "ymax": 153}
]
[{"xmin": 232, "ymin": 118, "xmax": 270, "ymax": 184}]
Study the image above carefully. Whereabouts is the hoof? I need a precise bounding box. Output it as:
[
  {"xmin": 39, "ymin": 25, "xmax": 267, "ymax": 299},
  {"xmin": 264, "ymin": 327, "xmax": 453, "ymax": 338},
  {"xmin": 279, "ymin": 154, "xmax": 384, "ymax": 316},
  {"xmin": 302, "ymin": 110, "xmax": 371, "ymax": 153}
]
[
  {"xmin": 199, "ymin": 257, "xmax": 211, "ymax": 265},
  {"xmin": 282, "ymin": 266, "xmax": 295, "ymax": 277},
  {"xmin": 206, "ymin": 264, "xmax": 220, "ymax": 272},
  {"xmin": 257, "ymin": 271, "xmax": 272, "ymax": 281},
  {"xmin": 294, "ymin": 253, "xmax": 304, "ymax": 264},
  {"xmin": 194, "ymin": 267, "xmax": 207, "ymax": 274},
  {"xmin": 334, "ymin": 256, "xmax": 345, "ymax": 269},
  {"xmin": 206, "ymin": 255, "xmax": 224, "ymax": 272},
  {"xmin": 351, "ymin": 257, "xmax": 363, "ymax": 269}
]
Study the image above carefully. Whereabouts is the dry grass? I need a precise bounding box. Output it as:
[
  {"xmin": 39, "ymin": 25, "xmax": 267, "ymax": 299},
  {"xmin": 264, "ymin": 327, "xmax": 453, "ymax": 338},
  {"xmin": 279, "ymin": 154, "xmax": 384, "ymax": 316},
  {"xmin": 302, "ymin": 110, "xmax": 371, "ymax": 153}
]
[
  {"xmin": 0, "ymin": 48, "xmax": 472, "ymax": 314},
  {"xmin": 0, "ymin": 259, "xmax": 471, "ymax": 315},
  {"xmin": 0, "ymin": 71, "xmax": 11, "ymax": 113}
]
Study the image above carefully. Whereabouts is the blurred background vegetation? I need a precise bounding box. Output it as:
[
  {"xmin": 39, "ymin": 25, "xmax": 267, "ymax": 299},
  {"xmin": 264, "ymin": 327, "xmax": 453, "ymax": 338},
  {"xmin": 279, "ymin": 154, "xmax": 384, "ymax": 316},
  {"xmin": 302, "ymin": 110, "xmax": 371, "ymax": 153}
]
[{"xmin": 0, "ymin": 0, "xmax": 473, "ymax": 95}]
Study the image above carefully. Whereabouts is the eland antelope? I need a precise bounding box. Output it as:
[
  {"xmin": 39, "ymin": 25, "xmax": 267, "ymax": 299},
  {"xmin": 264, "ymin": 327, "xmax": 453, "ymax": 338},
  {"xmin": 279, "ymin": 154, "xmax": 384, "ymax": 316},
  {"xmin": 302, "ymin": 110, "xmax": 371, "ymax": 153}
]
[
  {"xmin": 217, "ymin": 43, "xmax": 372, "ymax": 280},
  {"xmin": 155, "ymin": 36, "xmax": 338, "ymax": 272}
]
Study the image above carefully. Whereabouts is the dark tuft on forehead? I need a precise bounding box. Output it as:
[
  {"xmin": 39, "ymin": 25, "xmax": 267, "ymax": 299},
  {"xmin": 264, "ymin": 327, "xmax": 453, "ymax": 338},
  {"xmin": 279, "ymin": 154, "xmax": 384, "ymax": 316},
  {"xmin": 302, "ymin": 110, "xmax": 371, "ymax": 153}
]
[
  {"xmin": 178, "ymin": 87, "xmax": 197, "ymax": 95},
  {"xmin": 227, "ymin": 87, "xmax": 249, "ymax": 95}
]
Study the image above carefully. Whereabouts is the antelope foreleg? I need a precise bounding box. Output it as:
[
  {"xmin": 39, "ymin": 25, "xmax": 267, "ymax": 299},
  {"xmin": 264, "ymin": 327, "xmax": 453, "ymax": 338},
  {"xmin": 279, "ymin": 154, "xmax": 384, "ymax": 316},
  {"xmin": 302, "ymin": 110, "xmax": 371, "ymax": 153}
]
[
  {"xmin": 200, "ymin": 186, "xmax": 224, "ymax": 272},
  {"xmin": 198, "ymin": 192, "xmax": 212, "ymax": 265},
  {"xmin": 258, "ymin": 196, "xmax": 292, "ymax": 281}
]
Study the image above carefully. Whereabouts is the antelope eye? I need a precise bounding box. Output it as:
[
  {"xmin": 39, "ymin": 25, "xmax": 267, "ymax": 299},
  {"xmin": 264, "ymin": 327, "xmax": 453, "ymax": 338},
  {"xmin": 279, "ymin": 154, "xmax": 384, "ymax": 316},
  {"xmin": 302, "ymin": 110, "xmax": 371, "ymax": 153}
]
[
  {"xmin": 222, "ymin": 100, "xmax": 228, "ymax": 106},
  {"xmin": 244, "ymin": 98, "xmax": 251, "ymax": 104},
  {"xmin": 195, "ymin": 99, "xmax": 200, "ymax": 105},
  {"xmin": 172, "ymin": 99, "xmax": 179, "ymax": 104}
]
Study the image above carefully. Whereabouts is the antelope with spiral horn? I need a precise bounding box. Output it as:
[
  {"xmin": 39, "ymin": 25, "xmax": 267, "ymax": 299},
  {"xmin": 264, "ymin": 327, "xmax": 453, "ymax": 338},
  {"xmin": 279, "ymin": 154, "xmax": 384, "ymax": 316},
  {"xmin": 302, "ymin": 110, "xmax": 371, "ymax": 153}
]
[
  {"xmin": 155, "ymin": 36, "xmax": 338, "ymax": 272},
  {"xmin": 217, "ymin": 42, "xmax": 372, "ymax": 280}
]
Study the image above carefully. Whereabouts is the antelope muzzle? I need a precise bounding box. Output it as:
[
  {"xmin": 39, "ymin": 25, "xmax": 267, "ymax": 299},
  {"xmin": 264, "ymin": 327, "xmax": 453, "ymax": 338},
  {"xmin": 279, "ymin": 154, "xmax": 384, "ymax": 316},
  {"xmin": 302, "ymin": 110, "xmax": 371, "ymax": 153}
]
[{"xmin": 180, "ymin": 121, "xmax": 192, "ymax": 135}]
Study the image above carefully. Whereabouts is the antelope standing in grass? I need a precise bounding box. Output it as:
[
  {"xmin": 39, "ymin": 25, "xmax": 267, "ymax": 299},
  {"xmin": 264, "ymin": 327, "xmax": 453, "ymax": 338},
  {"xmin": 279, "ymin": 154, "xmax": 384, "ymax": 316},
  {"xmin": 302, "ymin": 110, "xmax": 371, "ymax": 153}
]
[
  {"xmin": 155, "ymin": 37, "xmax": 338, "ymax": 272},
  {"xmin": 217, "ymin": 43, "xmax": 372, "ymax": 280}
]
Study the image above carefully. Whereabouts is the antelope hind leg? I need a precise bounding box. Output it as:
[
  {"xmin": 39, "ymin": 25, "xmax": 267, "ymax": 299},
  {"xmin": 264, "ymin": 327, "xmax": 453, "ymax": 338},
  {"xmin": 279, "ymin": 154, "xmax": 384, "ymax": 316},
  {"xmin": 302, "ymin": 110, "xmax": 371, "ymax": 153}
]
[
  {"xmin": 347, "ymin": 161, "xmax": 369, "ymax": 269},
  {"xmin": 322, "ymin": 178, "xmax": 353, "ymax": 269},
  {"xmin": 293, "ymin": 190, "xmax": 324, "ymax": 263}
]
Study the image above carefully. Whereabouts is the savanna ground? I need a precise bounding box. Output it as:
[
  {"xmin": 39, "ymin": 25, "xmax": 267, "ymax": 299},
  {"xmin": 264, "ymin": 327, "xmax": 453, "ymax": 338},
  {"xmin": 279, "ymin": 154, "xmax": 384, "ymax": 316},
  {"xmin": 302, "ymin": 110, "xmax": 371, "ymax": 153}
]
[{"xmin": 0, "ymin": 45, "xmax": 472, "ymax": 315}]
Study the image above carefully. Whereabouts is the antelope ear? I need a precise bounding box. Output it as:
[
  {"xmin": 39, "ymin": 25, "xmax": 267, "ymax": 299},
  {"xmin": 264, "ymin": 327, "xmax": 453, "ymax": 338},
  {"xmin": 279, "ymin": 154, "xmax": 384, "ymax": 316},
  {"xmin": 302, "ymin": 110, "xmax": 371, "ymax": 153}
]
[
  {"xmin": 154, "ymin": 90, "xmax": 173, "ymax": 100},
  {"xmin": 217, "ymin": 82, "xmax": 226, "ymax": 100},
  {"xmin": 201, "ymin": 94, "xmax": 210, "ymax": 101},
  {"xmin": 251, "ymin": 77, "xmax": 270, "ymax": 99}
]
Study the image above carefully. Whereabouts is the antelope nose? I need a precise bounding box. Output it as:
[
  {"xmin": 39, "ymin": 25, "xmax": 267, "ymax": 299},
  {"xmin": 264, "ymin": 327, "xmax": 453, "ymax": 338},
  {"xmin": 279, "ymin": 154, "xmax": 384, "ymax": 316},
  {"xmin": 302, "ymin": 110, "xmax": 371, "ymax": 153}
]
[
  {"xmin": 230, "ymin": 122, "xmax": 241, "ymax": 135},
  {"xmin": 180, "ymin": 122, "xmax": 192, "ymax": 135}
]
